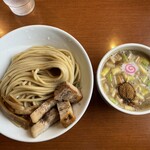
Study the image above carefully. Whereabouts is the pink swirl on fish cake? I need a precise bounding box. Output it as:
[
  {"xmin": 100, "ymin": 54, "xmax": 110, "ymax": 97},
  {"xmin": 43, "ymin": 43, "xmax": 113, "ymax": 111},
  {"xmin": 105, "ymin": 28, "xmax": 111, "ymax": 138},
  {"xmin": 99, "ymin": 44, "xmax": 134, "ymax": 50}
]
[
  {"xmin": 122, "ymin": 62, "xmax": 138, "ymax": 75},
  {"xmin": 125, "ymin": 64, "xmax": 136, "ymax": 73}
]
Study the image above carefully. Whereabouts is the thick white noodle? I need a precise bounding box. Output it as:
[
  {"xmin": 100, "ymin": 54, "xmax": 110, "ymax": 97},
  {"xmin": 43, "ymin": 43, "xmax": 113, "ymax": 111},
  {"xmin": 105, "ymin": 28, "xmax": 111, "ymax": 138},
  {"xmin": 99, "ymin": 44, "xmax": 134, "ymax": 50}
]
[{"xmin": 0, "ymin": 46, "xmax": 80, "ymax": 111}]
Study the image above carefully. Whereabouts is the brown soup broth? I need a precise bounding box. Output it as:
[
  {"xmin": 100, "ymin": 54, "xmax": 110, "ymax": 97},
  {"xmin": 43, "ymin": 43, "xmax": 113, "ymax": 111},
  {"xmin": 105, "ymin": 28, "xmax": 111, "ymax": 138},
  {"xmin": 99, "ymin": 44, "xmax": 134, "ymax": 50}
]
[{"xmin": 101, "ymin": 50, "xmax": 150, "ymax": 111}]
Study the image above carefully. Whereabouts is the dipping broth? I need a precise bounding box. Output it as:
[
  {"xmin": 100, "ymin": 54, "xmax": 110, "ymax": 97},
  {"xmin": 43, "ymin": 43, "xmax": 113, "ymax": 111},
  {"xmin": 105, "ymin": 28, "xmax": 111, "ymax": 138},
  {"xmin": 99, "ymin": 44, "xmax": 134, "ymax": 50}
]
[{"xmin": 101, "ymin": 50, "xmax": 150, "ymax": 111}]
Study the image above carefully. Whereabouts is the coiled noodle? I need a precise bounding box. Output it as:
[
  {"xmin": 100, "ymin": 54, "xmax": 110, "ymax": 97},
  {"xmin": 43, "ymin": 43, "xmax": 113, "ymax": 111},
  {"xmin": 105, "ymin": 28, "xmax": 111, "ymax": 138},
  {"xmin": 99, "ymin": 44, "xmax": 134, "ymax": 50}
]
[{"xmin": 0, "ymin": 46, "xmax": 80, "ymax": 127}]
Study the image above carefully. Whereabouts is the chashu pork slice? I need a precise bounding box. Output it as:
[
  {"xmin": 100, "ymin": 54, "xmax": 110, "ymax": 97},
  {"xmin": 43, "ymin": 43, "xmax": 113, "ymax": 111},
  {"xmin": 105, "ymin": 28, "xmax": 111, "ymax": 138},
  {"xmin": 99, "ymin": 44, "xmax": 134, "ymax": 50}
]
[
  {"xmin": 54, "ymin": 82, "xmax": 82, "ymax": 103},
  {"xmin": 30, "ymin": 99, "xmax": 57, "ymax": 123},
  {"xmin": 31, "ymin": 108, "xmax": 59, "ymax": 138},
  {"xmin": 57, "ymin": 100, "xmax": 75, "ymax": 128},
  {"xmin": 0, "ymin": 98, "xmax": 30, "ymax": 129}
]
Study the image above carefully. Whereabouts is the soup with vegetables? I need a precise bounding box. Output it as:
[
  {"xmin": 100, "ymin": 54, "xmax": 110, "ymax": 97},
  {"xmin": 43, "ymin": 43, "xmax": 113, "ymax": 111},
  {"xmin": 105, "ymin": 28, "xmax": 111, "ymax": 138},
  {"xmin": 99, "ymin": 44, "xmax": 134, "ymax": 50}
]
[{"xmin": 101, "ymin": 50, "xmax": 150, "ymax": 111}]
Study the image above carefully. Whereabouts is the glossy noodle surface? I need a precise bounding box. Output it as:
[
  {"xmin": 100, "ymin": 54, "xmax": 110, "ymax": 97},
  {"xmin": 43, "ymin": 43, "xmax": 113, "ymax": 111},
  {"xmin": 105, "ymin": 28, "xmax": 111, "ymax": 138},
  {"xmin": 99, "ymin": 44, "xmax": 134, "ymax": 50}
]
[{"xmin": 0, "ymin": 46, "xmax": 80, "ymax": 128}]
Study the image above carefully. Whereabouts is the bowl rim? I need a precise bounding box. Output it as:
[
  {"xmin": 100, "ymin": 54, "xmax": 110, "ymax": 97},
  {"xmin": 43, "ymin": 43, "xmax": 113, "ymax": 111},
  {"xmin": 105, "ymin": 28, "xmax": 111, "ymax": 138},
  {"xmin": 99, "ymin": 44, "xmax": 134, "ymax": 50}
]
[
  {"xmin": 97, "ymin": 43, "xmax": 150, "ymax": 115},
  {"xmin": 0, "ymin": 25, "xmax": 94, "ymax": 142}
]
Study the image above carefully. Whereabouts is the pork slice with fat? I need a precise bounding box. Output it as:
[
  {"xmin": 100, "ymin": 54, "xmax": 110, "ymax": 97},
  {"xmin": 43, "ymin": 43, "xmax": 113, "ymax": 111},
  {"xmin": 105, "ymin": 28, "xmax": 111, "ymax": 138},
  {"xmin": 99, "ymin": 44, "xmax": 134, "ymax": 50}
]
[
  {"xmin": 31, "ymin": 108, "xmax": 59, "ymax": 138},
  {"xmin": 54, "ymin": 82, "xmax": 82, "ymax": 103},
  {"xmin": 30, "ymin": 99, "xmax": 57, "ymax": 123},
  {"xmin": 57, "ymin": 100, "xmax": 75, "ymax": 128}
]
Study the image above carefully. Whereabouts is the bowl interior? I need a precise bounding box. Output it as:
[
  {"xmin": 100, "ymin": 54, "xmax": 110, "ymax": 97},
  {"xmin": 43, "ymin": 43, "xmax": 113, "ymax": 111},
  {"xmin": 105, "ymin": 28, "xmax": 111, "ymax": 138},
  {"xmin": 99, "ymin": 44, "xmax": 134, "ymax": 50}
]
[
  {"xmin": 0, "ymin": 25, "xmax": 93, "ymax": 142},
  {"xmin": 97, "ymin": 43, "xmax": 150, "ymax": 115}
]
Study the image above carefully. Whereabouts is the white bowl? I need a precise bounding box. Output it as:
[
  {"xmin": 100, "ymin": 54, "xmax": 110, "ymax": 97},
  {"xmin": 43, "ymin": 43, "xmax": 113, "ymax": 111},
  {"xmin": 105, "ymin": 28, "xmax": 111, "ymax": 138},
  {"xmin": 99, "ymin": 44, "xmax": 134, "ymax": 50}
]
[
  {"xmin": 96, "ymin": 43, "xmax": 150, "ymax": 115},
  {"xmin": 0, "ymin": 25, "xmax": 94, "ymax": 142}
]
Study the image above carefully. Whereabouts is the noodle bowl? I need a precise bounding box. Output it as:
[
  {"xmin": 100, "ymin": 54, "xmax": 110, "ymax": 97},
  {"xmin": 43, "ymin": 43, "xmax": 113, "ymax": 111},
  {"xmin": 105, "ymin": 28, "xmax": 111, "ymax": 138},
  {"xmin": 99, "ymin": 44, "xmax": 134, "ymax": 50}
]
[{"xmin": 0, "ymin": 25, "xmax": 93, "ymax": 142}]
